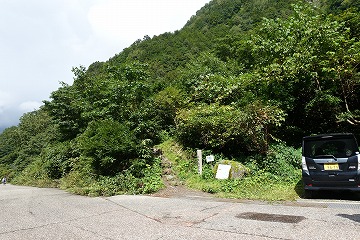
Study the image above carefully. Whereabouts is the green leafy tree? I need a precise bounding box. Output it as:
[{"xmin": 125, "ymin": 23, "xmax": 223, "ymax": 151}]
[
  {"xmin": 44, "ymin": 81, "xmax": 84, "ymax": 140},
  {"xmin": 14, "ymin": 109, "xmax": 58, "ymax": 171},
  {"xmin": 0, "ymin": 126, "xmax": 20, "ymax": 161},
  {"xmin": 225, "ymin": 4, "xmax": 360, "ymax": 138},
  {"xmin": 0, "ymin": 108, "xmax": 58, "ymax": 178},
  {"xmin": 77, "ymin": 119, "xmax": 138, "ymax": 176}
]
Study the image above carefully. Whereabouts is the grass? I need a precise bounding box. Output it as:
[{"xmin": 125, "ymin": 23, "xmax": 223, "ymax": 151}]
[{"xmin": 158, "ymin": 139, "xmax": 303, "ymax": 201}]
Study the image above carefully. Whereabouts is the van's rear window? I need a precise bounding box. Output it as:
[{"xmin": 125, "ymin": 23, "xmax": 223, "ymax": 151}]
[{"xmin": 303, "ymin": 136, "xmax": 358, "ymax": 158}]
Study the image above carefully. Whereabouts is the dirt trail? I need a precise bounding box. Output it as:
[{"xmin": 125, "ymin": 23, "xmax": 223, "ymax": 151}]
[{"xmin": 149, "ymin": 153, "xmax": 214, "ymax": 199}]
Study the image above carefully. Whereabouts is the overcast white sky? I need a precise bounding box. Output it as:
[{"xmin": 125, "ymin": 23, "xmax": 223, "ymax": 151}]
[{"xmin": 0, "ymin": 0, "xmax": 211, "ymax": 131}]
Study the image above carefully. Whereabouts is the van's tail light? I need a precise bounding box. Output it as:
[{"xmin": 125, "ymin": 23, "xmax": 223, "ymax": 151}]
[{"xmin": 302, "ymin": 156, "xmax": 309, "ymax": 174}]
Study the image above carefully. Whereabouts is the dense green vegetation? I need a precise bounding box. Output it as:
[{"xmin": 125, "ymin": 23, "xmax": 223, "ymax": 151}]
[
  {"xmin": 1, "ymin": 0, "xmax": 359, "ymax": 200},
  {"xmin": 158, "ymin": 139, "xmax": 302, "ymax": 201}
]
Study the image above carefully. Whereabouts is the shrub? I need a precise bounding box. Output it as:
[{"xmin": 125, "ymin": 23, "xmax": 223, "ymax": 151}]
[
  {"xmin": 175, "ymin": 104, "xmax": 248, "ymax": 151},
  {"xmin": 41, "ymin": 141, "xmax": 77, "ymax": 179},
  {"xmin": 175, "ymin": 102, "xmax": 285, "ymax": 154},
  {"xmin": 77, "ymin": 119, "xmax": 138, "ymax": 175},
  {"xmin": 60, "ymin": 157, "xmax": 163, "ymax": 196},
  {"xmin": 12, "ymin": 157, "xmax": 59, "ymax": 187},
  {"xmin": 249, "ymin": 143, "xmax": 301, "ymax": 182},
  {"xmin": 0, "ymin": 164, "xmax": 14, "ymax": 181}
]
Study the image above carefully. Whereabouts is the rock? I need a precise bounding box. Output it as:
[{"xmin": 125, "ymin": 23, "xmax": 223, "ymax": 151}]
[{"xmin": 214, "ymin": 160, "xmax": 248, "ymax": 179}]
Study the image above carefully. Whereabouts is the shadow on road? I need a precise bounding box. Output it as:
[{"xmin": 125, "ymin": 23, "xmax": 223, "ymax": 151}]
[
  {"xmin": 294, "ymin": 180, "xmax": 360, "ymax": 201},
  {"xmin": 337, "ymin": 214, "xmax": 360, "ymax": 223},
  {"xmin": 311, "ymin": 190, "xmax": 360, "ymax": 201}
]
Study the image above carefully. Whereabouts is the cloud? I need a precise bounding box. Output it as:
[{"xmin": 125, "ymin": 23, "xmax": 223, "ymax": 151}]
[
  {"xmin": 0, "ymin": 91, "xmax": 12, "ymax": 114},
  {"xmin": 88, "ymin": 0, "xmax": 207, "ymax": 44},
  {"xmin": 19, "ymin": 101, "xmax": 43, "ymax": 112},
  {"xmin": 0, "ymin": 92, "xmax": 42, "ymax": 129}
]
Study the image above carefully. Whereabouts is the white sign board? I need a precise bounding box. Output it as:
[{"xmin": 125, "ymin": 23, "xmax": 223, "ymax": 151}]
[
  {"xmin": 206, "ymin": 155, "xmax": 215, "ymax": 163},
  {"xmin": 215, "ymin": 164, "xmax": 231, "ymax": 179}
]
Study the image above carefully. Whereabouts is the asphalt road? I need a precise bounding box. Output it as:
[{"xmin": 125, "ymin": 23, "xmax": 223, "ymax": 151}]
[{"xmin": 1, "ymin": 184, "xmax": 360, "ymax": 240}]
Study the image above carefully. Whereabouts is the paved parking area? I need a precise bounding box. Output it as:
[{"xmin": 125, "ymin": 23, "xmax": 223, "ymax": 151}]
[{"xmin": 1, "ymin": 184, "xmax": 360, "ymax": 240}]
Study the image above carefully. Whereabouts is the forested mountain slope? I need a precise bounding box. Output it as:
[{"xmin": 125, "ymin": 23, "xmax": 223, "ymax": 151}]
[
  {"xmin": 0, "ymin": 0, "xmax": 359, "ymax": 197},
  {"xmin": 112, "ymin": 0, "xmax": 301, "ymax": 80}
]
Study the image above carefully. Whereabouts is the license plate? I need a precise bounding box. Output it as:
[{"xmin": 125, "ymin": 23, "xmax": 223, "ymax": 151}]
[{"xmin": 324, "ymin": 163, "xmax": 339, "ymax": 170}]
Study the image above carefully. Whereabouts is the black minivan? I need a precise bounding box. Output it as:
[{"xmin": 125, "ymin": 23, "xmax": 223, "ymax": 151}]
[{"xmin": 302, "ymin": 133, "xmax": 360, "ymax": 197}]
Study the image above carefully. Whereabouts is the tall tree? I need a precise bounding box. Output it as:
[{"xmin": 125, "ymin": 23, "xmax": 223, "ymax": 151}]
[{"xmin": 229, "ymin": 4, "xmax": 360, "ymax": 136}]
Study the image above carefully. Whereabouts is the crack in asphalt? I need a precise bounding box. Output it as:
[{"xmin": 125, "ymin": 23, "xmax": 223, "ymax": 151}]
[
  {"xmin": 104, "ymin": 198, "xmax": 163, "ymax": 224},
  {"xmin": 200, "ymin": 202, "xmax": 227, "ymax": 212},
  {"xmin": 70, "ymin": 224, "xmax": 117, "ymax": 240}
]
